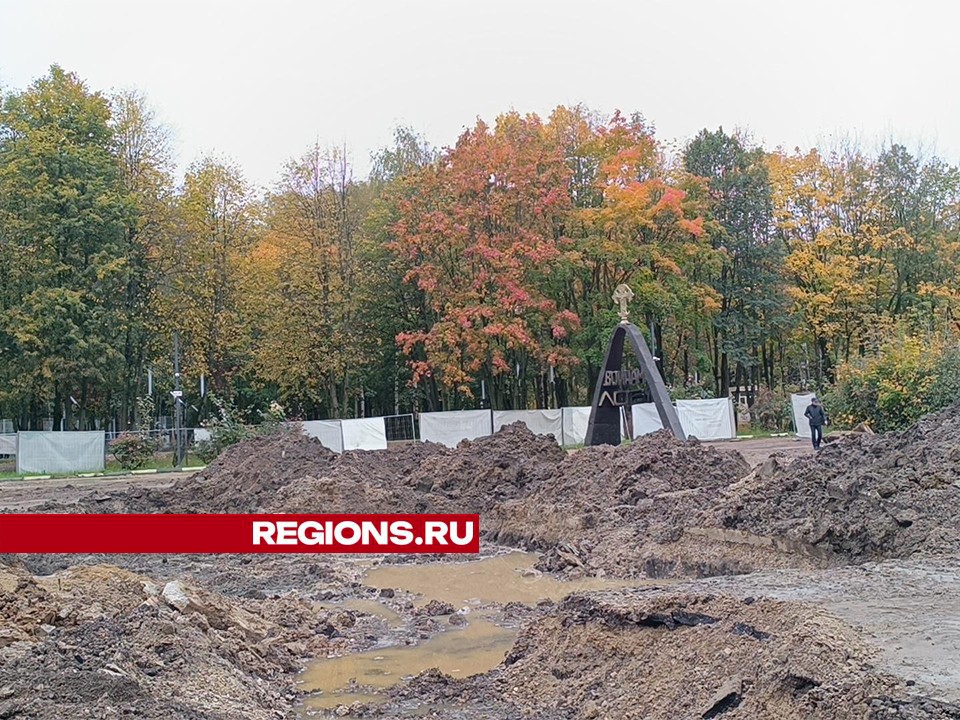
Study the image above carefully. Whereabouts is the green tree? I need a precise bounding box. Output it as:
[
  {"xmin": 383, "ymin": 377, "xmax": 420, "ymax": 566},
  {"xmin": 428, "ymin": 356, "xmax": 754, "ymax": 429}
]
[
  {"xmin": 683, "ymin": 128, "xmax": 784, "ymax": 399},
  {"xmin": 361, "ymin": 128, "xmax": 440, "ymax": 415},
  {"xmin": 111, "ymin": 89, "xmax": 176, "ymax": 427},
  {"xmin": 154, "ymin": 157, "xmax": 256, "ymax": 400},
  {"xmin": 0, "ymin": 66, "xmax": 133, "ymax": 429}
]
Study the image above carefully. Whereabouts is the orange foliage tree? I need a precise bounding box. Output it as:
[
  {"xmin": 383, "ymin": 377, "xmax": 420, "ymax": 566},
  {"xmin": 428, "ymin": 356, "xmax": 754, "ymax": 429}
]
[
  {"xmin": 555, "ymin": 109, "xmax": 720, "ymax": 394},
  {"xmin": 392, "ymin": 113, "xmax": 580, "ymax": 409}
]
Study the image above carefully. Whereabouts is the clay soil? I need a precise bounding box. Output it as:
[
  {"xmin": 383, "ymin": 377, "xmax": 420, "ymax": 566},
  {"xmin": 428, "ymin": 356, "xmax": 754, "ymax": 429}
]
[{"xmin": 1, "ymin": 410, "xmax": 960, "ymax": 719}]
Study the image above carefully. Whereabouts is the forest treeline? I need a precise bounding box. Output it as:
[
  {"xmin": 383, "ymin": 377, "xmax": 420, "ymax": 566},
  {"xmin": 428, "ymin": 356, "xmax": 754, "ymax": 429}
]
[{"xmin": 2, "ymin": 67, "xmax": 959, "ymax": 430}]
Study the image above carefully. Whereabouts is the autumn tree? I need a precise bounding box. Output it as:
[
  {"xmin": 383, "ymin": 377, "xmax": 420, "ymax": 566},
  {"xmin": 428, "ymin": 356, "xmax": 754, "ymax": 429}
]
[
  {"xmin": 154, "ymin": 157, "xmax": 256, "ymax": 399},
  {"xmin": 241, "ymin": 145, "xmax": 369, "ymax": 418},
  {"xmin": 770, "ymin": 143, "xmax": 960, "ymax": 386},
  {"xmin": 554, "ymin": 109, "xmax": 719, "ymax": 396},
  {"xmin": 392, "ymin": 113, "xmax": 580, "ymax": 409}
]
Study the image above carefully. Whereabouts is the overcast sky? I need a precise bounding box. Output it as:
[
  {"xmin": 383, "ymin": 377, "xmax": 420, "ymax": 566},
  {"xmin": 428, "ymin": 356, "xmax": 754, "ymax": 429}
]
[{"xmin": 1, "ymin": 0, "xmax": 957, "ymax": 189}]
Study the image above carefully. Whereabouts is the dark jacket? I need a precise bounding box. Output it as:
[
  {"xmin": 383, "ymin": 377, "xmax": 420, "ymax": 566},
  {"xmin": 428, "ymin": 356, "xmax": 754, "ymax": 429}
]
[{"xmin": 805, "ymin": 403, "xmax": 827, "ymax": 427}]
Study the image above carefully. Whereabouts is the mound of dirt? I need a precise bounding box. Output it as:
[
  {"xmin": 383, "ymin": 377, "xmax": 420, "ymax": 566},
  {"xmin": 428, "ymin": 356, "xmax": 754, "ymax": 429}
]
[
  {"xmin": 394, "ymin": 590, "xmax": 960, "ymax": 720},
  {"xmin": 713, "ymin": 402, "xmax": 960, "ymax": 563},
  {"xmin": 31, "ymin": 410, "xmax": 960, "ymax": 579},
  {"xmin": 403, "ymin": 422, "xmax": 566, "ymax": 510},
  {"xmin": 485, "ymin": 433, "xmax": 757, "ymax": 578},
  {"xmin": 150, "ymin": 429, "xmax": 340, "ymax": 513},
  {"xmin": 272, "ymin": 422, "xmax": 566, "ymax": 516},
  {"xmin": 0, "ymin": 561, "xmax": 358, "ymax": 719},
  {"xmin": 42, "ymin": 422, "xmax": 566, "ymax": 520}
]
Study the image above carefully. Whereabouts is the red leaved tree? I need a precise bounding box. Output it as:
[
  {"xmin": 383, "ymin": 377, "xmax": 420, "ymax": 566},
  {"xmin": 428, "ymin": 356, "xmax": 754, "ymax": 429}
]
[{"xmin": 392, "ymin": 113, "xmax": 579, "ymax": 409}]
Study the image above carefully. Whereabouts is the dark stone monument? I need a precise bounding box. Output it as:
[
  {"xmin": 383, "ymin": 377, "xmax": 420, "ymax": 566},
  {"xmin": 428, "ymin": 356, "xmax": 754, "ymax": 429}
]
[{"xmin": 585, "ymin": 285, "xmax": 686, "ymax": 445}]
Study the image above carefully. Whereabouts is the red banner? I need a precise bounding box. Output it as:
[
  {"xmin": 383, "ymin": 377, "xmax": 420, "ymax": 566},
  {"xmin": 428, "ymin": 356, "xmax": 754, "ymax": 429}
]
[{"xmin": 0, "ymin": 514, "xmax": 480, "ymax": 554}]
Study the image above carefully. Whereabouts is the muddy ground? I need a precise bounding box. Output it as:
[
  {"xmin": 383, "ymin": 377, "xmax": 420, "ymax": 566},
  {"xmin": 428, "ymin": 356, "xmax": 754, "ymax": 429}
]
[{"xmin": 1, "ymin": 413, "xmax": 959, "ymax": 719}]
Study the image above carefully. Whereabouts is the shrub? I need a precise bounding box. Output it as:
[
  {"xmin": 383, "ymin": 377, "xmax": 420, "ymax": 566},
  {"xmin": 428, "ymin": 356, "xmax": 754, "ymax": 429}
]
[
  {"xmin": 668, "ymin": 379, "xmax": 713, "ymax": 400},
  {"xmin": 749, "ymin": 389, "xmax": 791, "ymax": 431},
  {"xmin": 825, "ymin": 336, "xmax": 957, "ymax": 432},
  {"xmin": 111, "ymin": 432, "xmax": 159, "ymax": 470},
  {"xmin": 194, "ymin": 395, "xmax": 290, "ymax": 463}
]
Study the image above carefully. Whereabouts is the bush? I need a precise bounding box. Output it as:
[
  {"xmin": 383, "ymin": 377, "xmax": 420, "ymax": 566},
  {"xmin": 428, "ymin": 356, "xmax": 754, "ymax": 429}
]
[
  {"xmin": 111, "ymin": 432, "xmax": 159, "ymax": 470},
  {"xmin": 193, "ymin": 395, "xmax": 290, "ymax": 464},
  {"xmin": 825, "ymin": 336, "xmax": 958, "ymax": 432},
  {"xmin": 749, "ymin": 389, "xmax": 791, "ymax": 431},
  {"xmin": 668, "ymin": 379, "xmax": 713, "ymax": 400}
]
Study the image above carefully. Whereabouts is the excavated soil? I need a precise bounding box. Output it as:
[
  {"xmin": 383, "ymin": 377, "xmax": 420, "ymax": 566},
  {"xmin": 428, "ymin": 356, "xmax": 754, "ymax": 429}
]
[
  {"xmin": 389, "ymin": 591, "xmax": 960, "ymax": 720},
  {"xmin": 712, "ymin": 403, "xmax": 960, "ymax": 563},
  {"xmin": 485, "ymin": 435, "xmax": 766, "ymax": 578},
  {"xmin": 0, "ymin": 557, "xmax": 369, "ymax": 719},
  {"xmin": 41, "ymin": 424, "xmax": 565, "ymax": 518},
  {"xmin": 3, "ymin": 408, "xmax": 960, "ymax": 719},
  {"xmin": 32, "ymin": 413, "xmax": 960, "ymax": 577},
  {"xmin": 78, "ymin": 413, "xmax": 960, "ymax": 576}
]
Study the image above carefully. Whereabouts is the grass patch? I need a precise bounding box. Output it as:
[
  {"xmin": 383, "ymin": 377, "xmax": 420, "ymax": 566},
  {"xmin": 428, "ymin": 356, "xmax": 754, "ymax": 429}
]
[
  {"xmin": 735, "ymin": 428, "xmax": 795, "ymax": 439},
  {"xmin": 0, "ymin": 457, "xmax": 205, "ymax": 483}
]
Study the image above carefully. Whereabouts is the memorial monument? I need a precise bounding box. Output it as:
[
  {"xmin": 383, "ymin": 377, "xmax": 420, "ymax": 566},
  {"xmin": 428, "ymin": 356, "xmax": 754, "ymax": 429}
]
[{"xmin": 585, "ymin": 285, "xmax": 686, "ymax": 445}]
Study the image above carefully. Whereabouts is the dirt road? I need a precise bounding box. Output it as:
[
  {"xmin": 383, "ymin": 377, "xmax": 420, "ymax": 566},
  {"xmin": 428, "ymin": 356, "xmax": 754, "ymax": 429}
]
[
  {"xmin": 706, "ymin": 434, "xmax": 815, "ymax": 465},
  {"xmin": 0, "ymin": 472, "xmax": 182, "ymax": 511}
]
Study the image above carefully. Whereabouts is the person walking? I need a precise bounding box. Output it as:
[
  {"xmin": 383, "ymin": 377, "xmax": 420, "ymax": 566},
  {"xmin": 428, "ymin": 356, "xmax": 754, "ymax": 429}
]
[{"xmin": 804, "ymin": 396, "xmax": 828, "ymax": 450}]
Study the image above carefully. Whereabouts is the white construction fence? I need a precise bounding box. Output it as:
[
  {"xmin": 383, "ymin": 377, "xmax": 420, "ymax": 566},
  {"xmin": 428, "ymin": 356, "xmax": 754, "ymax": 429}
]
[
  {"xmin": 1, "ymin": 399, "xmax": 737, "ymax": 475},
  {"xmin": 342, "ymin": 417, "xmax": 389, "ymax": 451},
  {"xmin": 0, "ymin": 434, "xmax": 16, "ymax": 456},
  {"xmin": 676, "ymin": 398, "xmax": 738, "ymax": 441},
  {"xmin": 419, "ymin": 409, "xmax": 493, "ymax": 448},
  {"xmin": 420, "ymin": 398, "xmax": 738, "ymax": 448},
  {"xmin": 16, "ymin": 431, "xmax": 105, "ymax": 474},
  {"xmin": 790, "ymin": 392, "xmax": 815, "ymax": 439},
  {"xmin": 493, "ymin": 409, "xmax": 563, "ymax": 437},
  {"xmin": 301, "ymin": 417, "xmax": 389, "ymax": 453}
]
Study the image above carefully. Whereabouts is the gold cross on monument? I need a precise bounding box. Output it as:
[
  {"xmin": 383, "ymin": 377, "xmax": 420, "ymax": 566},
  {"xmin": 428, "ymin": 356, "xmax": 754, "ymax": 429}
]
[{"xmin": 612, "ymin": 284, "xmax": 634, "ymax": 324}]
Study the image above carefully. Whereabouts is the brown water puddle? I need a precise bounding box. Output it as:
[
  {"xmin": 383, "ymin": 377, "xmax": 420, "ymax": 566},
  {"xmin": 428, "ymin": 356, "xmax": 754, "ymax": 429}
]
[
  {"xmin": 300, "ymin": 617, "xmax": 515, "ymax": 710},
  {"xmin": 299, "ymin": 552, "xmax": 655, "ymax": 712},
  {"xmin": 365, "ymin": 551, "xmax": 634, "ymax": 607}
]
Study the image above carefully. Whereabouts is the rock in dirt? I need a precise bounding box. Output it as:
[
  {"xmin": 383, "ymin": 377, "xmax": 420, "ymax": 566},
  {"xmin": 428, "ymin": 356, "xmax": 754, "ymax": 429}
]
[
  {"xmin": 417, "ymin": 600, "xmax": 455, "ymax": 617},
  {"xmin": 161, "ymin": 580, "xmax": 191, "ymax": 611}
]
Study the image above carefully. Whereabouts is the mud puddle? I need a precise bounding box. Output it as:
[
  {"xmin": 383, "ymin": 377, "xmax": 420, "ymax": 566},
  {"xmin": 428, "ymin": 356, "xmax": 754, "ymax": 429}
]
[
  {"xmin": 366, "ymin": 551, "xmax": 640, "ymax": 607},
  {"xmin": 298, "ymin": 551, "xmax": 665, "ymax": 713},
  {"xmin": 300, "ymin": 617, "xmax": 515, "ymax": 711}
]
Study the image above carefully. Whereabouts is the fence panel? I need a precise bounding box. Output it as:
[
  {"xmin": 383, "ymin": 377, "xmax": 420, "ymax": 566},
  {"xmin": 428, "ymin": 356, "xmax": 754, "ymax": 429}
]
[
  {"xmin": 629, "ymin": 403, "xmax": 664, "ymax": 438},
  {"xmin": 676, "ymin": 398, "xmax": 737, "ymax": 440},
  {"xmin": 0, "ymin": 434, "xmax": 16, "ymax": 455},
  {"xmin": 17, "ymin": 431, "xmax": 105, "ymax": 474},
  {"xmin": 419, "ymin": 410, "xmax": 492, "ymax": 448},
  {"xmin": 341, "ymin": 417, "xmax": 388, "ymax": 451},
  {"xmin": 301, "ymin": 420, "xmax": 344, "ymax": 453},
  {"xmin": 790, "ymin": 393, "xmax": 815, "ymax": 439},
  {"xmin": 493, "ymin": 409, "xmax": 563, "ymax": 443},
  {"xmin": 383, "ymin": 414, "xmax": 416, "ymax": 443},
  {"xmin": 560, "ymin": 407, "xmax": 591, "ymax": 447}
]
